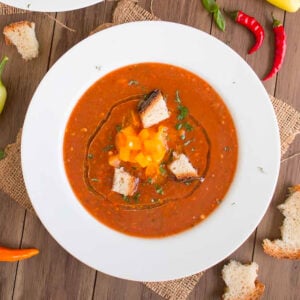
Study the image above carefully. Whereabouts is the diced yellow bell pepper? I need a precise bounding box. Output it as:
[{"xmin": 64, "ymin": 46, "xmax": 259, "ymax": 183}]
[{"xmin": 111, "ymin": 124, "xmax": 168, "ymax": 176}]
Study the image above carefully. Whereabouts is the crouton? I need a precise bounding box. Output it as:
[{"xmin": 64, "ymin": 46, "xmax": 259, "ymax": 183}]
[
  {"xmin": 3, "ymin": 21, "xmax": 39, "ymax": 61},
  {"xmin": 112, "ymin": 167, "xmax": 139, "ymax": 196},
  {"xmin": 222, "ymin": 260, "xmax": 265, "ymax": 300},
  {"xmin": 138, "ymin": 89, "xmax": 170, "ymax": 128},
  {"xmin": 167, "ymin": 152, "xmax": 198, "ymax": 180},
  {"xmin": 263, "ymin": 185, "xmax": 300, "ymax": 259}
]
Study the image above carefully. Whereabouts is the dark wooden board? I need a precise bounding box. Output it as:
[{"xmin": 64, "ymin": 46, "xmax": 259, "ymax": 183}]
[{"xmin": 0, "ymin": 1, "xmax": 299, "ymax": 299}]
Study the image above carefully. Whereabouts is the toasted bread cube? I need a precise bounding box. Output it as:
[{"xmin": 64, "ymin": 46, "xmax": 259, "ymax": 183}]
[
  {"xmin": 112, "ymin": 167, "xmax": 138, "ymax": 196},
  {"xmin": 138, "ymin": 89, "xmax": 170, "ymax": 128},
  {"xmin": 168, "ymin": 152, "xmax": 198, "ymax": 180},
  {"xmin": 3, "ymin": 21, "xmax": 39, "ymax": 61},
  {"xmin": 222, "ymin": 260, "xmax": 265, "ymax": 300}
]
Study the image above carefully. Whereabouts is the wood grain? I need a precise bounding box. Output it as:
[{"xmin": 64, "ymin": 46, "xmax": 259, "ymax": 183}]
[
  {"xmin": 0, "ymin": 12, "xmax": 56, "ymax": 300},
  {"xmin": 0, "ymin": 0, "xmax": 299, "ymax": 299}
]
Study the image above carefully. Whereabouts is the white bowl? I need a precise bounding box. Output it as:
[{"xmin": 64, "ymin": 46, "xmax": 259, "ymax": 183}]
[
  {"xmin": 1, "ymin": 0, "xmax": 103, "ymax": 12},
  {"xmin": 21, "ymin": 21, "xmax": 280, "ymax": 281}
]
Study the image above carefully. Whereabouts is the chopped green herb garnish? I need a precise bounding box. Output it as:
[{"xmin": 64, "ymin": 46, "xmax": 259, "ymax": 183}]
[
  {"xmin": 175, "ymin": 123, "xmax": 183, "ymax": 130},
  {"xmin": 184, "ymin": 180, "xmax": 193, "ymax": 185},
  {"xmin": 184, "ymin": 139, "xmax": 193, "ymax": 146},
  {"xmin": 95, "ymin": 65, "xmax": 101, "ymax": 71},
  {"xmin": 258, "ymin": 166, "xmax": 266, "ymax": 173},
  {"xmin": 87, "ymin": 153, "xmax": 94, "ymax": 159},
  {"xmin": 180, "ymin": 133, "xmax": 186, "ymax": 140},
  {"xmin": 122, "ymin": 195, "xmax": 130, "ymax": 202},
  {"xmin": 175, "ymin": 90, "xmax": 181, "ymax": 103},
  {"xmin": 26, "ymin": 3, "xmax": 31, "ymax": 8},
  {"xmin": 91, "ymin": 178, "xmax": 99, "ymax": 182},
  {"xmin": 0, "ymin": 149, "xmax": 5, "ymax": 160},
  {"xmin": 159, "ymin": 164, "xmax": 167, "ymax": 175},
  {"xmin": 231, "ymin": 202, "xmax": 236, "ymax": 206},
  {"xmin": 177, "ymin": 105, "xmax": 188, "ymax": 120},
  {"xmin": 116, "ymin": 124, "xmax": 122, "ymax": 132},
  {"xmin": 184, "ymin": 123, "xmax": 193, "ymax": 131},
  {"xmin": 147, "ymin": 178, "xmax": 153, "ymax": 184},
  {"xmin": 128, "ymin": 80, "xmax": 139, "ymax": 86},
  {"xmin": 102, "ymin": 144, "xmax": 114, "ymax": 152},
  {"xmin": 133, "ymin": 192, "xmax": 141, "ymax": 203},
  {"xmin": 155, "ymin": 184, "xmax": 164, "ymax": 195}
]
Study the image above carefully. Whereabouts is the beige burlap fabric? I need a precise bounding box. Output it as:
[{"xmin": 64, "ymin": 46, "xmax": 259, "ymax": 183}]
[{"xmin": 1, "ymin": 0, "xmax": 300, "ymax": 299}]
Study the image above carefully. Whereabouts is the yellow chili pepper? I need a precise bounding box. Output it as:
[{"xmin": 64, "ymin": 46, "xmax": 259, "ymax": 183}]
[
  {"xmin": 266, "ymin": 0, "xmax": 300, "ymax": 12},
  {"xmin": 0, "ymin": 56, "xmax": 8, "ymax": 114}
]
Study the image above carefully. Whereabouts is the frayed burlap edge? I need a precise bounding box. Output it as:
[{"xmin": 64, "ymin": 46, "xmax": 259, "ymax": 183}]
[
  {"xmin": 0, "ymin": 3, "xmax": 26, "ymax": 15},
  {"xmin": 270, "ymin": 95, "xmax": 300, "ymax": 155},
  {"xmin": 145, "ymin": 272, "xmax": 203, "ymax": 300},
  {"xmin": 0, "ymin": 130, "xmax": 33, "ymax": 212},
  {"xmin": 113, "ymin": 0, "xmax": 159, "ymax": 23}
]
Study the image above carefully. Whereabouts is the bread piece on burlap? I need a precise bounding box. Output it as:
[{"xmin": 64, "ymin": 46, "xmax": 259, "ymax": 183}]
[{"xmin": 263, "ymin": 185, "xmax": 300, "ymax": 259}]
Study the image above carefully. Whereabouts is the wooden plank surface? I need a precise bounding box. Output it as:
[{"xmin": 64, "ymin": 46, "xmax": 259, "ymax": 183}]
[{"xmin": 0, "ymin": 0, "xmax": 299, "ymax": 299}]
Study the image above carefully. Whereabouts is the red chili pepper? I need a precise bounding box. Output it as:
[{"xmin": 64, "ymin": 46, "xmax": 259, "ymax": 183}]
[
  {"xmin": 263, "ymin": 15, "xmax": 286, "ymax": 81},
  {"xmin": 229, "ymin": 10, "xmax": 264, "ymax": 54}
]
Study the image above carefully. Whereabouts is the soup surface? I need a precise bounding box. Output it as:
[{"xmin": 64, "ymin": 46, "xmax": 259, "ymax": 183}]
[{"xmin": 64, "ymin": 62, "xmax": 238, "ymax": 237}]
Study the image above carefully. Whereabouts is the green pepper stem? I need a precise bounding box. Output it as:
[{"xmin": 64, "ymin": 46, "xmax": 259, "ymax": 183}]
[
  {"xmin": 271, "ymin": 13, "xmax": 282, "ymax": 28},
  {"xmin": 225, "ymin": 10, "xmax": 239, "ymax": 21},
  {"xmin": 0, "ymin": 56, "xmax": 8, "ymax": 81}
]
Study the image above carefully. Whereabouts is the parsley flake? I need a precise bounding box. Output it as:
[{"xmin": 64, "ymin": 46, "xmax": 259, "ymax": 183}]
[
  {"xmin": 159, "ymin": 164, "xmax": 167, "ymax": 175},
  {"xmin": 133, "ymin": 192, "xmax": 140, "ymax": 203},
  {"xmin": 175, "ymin": 90, "xmax": 181, "ymax": 103},
  {"xmin": 175, "ymin": 123, "xmax": 183, "ymax": 130},
  {"xmin": 91, "ymin": 178, "xmax": 99, "ymax": 182},
  {"xmin": 155, "ymin": 184, "xmax": 164, "ymax": 195},
  {"xmin": 116, "ymin": 124, "xmax": 122, "ymax": 132},
  {"xmin": 184, "ymin": 122, "xmax": 193, "ymax": 131},
  {"xmin": 122, "ymin": 195, "xmax": 130, "ymax": 202},
  {"xmin": 128, "ymin": 80, "xmax": 139, "ymax": 86},
  {"xmin": 102, "ymin": 144, "xmax": 114, "ymax": 152},
  {"xmin": 177, "ymin": 105, "xmax": 188, "ymax": 120},
  {"xmin": 87, "ymin": 153, "xmax": 94, "ymax": 159}
]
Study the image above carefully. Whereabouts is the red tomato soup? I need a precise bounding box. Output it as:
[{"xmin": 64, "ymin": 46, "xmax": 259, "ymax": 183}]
[{"xmin": 63, "ymin": 62, "xmax": 238, "ymax": 237}]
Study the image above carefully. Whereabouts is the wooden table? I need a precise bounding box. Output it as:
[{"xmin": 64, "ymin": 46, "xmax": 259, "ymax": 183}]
[{"xmin": 0, "ymin": 1, "xmax": 299, "ymax": 299}]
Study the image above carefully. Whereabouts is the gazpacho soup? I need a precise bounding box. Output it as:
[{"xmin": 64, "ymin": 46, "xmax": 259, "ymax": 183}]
[{"xmin": 63, "ymin": 62, "xmax": 238, "ymax": 237}]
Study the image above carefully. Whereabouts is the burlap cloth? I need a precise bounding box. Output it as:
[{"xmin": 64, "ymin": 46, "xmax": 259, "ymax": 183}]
[{"xmin": 1, "ymin": 1, "xmax": 300, "ymax": 299}]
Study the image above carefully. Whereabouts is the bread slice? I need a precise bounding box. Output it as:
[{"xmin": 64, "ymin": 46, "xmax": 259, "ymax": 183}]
[
  {"xmin": 3, "ymin": 21, "xmax": 39, "ymax": 61},
  {"xmin": 112, "ymin": 167, "xmax": 138, "ymax": 196},
  {"xmin": 263, "ymin": 185, "xmax": 300, "ymax": 259},
  {"xmin": 167, "ymin": 152, "xmax": 198, "ymax": 180},
  {"xmin": 222, "ymin": 260, "xmax": 265, "ymax": 300},
  {"xmin": 138, "ymin": 89, "xmax": 170, "ymax": 128}
]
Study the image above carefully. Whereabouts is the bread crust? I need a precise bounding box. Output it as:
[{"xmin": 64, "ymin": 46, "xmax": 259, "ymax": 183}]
[
  {"xmin": 137, "ymin": 89, "xmax": 169, "ymax": 128},
  {"xmin": 262, "ymin": 239, "xmax": 300, "ymax": 259},
  {"xmin": 222, "ymin": 280, "xmax": 265, "ymax": 300}
]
